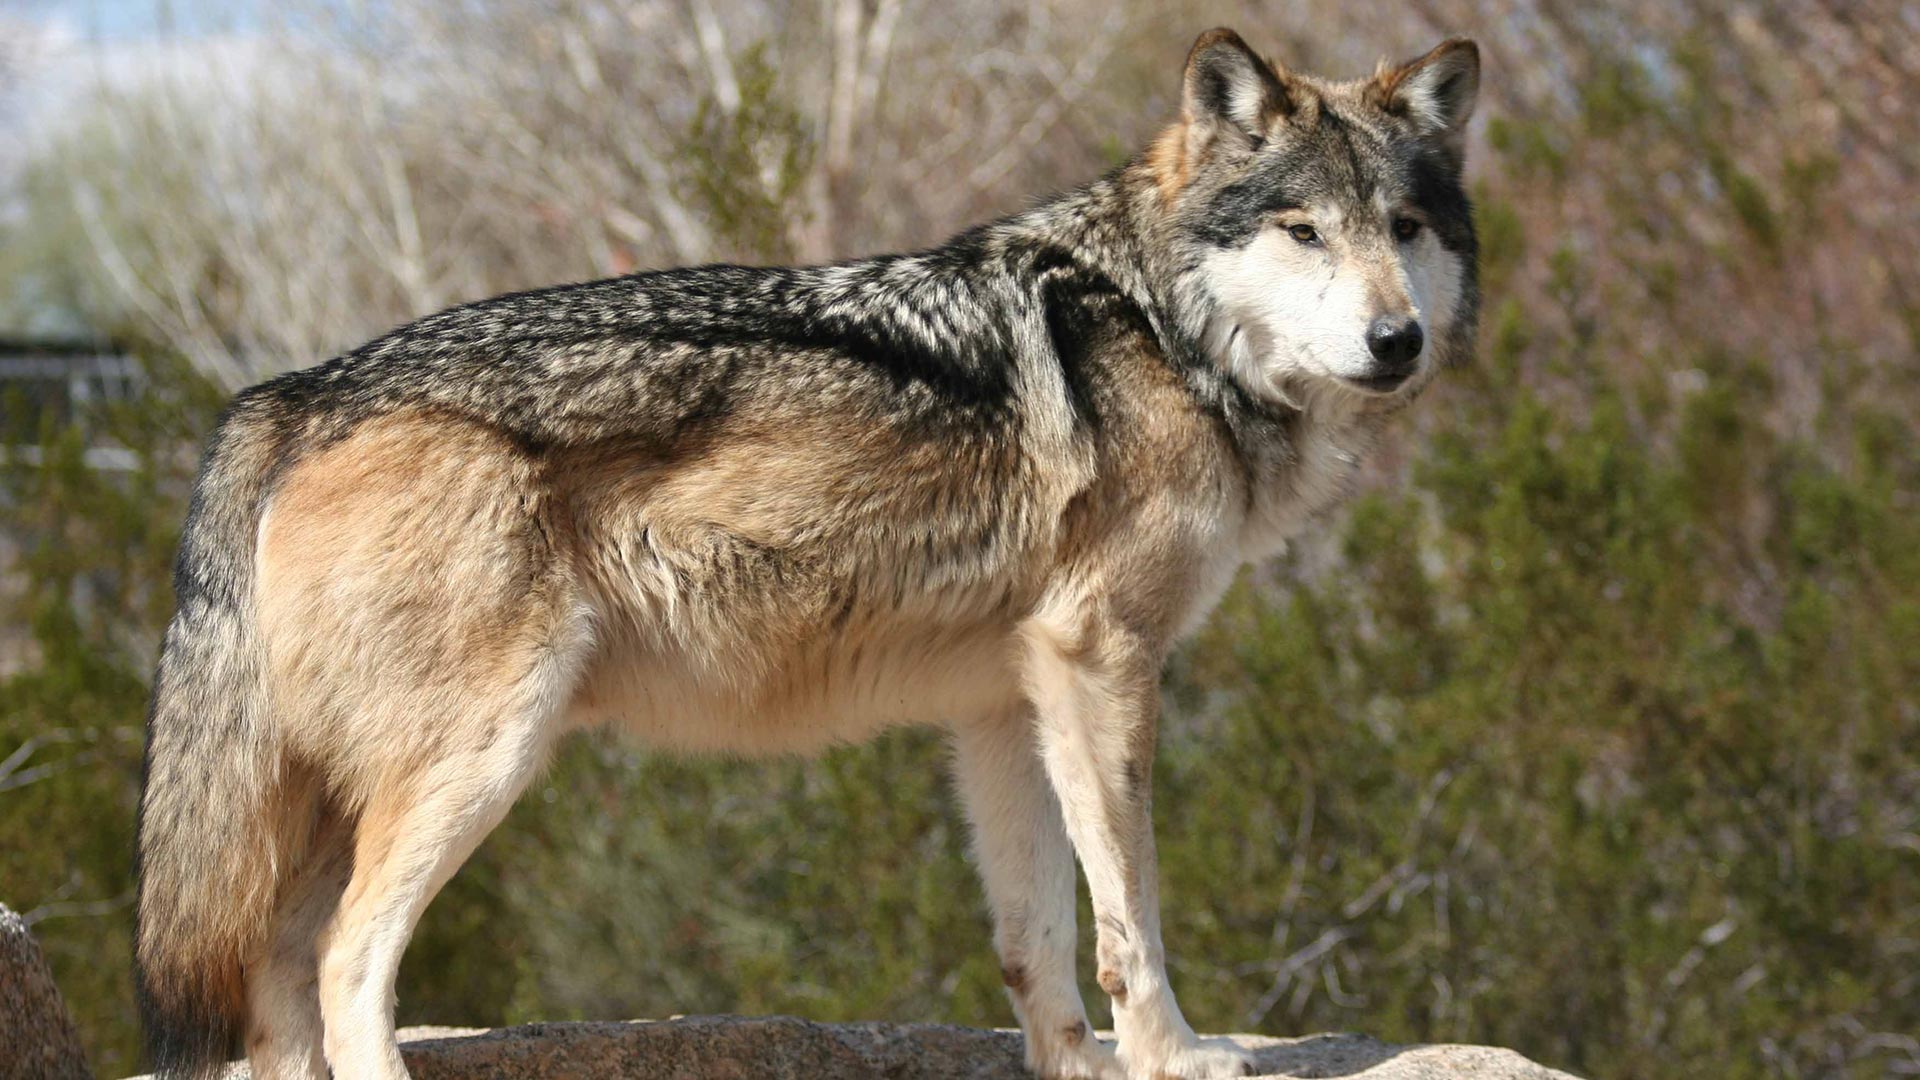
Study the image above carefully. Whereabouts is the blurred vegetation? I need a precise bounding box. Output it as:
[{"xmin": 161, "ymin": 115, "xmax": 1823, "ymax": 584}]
[
  {"xmin": 2, "ymin": 4, "xmax": 1917, "ymax": 1079},
  {"xmin": 0, "ymin": 355, "xmax": 224, "ymax": 1074}
]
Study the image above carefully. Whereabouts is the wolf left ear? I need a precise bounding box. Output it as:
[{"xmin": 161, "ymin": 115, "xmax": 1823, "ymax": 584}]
[
  {"xmin": 1182, "ymin": 28, "xmax": 1290, "ymax": 156},
  {"xmin": 1370, "ymin": 39, "xmax": 1480, "ymax": 153}
]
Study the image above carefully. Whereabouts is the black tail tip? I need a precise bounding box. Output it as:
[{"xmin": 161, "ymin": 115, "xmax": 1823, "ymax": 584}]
[{"xmin": 136, "ymin": 973, "xmax": 242, "ymax": 1079}]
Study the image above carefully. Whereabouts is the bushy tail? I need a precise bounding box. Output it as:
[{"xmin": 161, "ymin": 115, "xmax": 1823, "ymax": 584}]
[{"xmin": 134, "ymin": 396, "xmax": 298, "ymax": 1078}]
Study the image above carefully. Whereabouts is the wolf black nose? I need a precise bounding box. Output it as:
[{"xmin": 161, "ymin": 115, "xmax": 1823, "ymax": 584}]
[{"xmin": 1366, "ymin": 317, "xmax": 1424, "ymax": 368}]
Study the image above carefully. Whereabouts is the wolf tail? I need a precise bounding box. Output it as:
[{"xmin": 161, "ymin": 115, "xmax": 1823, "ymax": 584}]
[{"xmin": 134, "ymin": 393, "xmax": 300, "ymax": 1078}]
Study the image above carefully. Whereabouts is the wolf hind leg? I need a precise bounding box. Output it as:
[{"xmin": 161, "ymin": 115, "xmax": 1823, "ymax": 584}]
[
  {"xmin": 245, "ymin": 810, "xmax": 352, "ymax": 1080},
  {"xmin": 952, "ymin": 708, "xmax": 1122, "ymax": 1080},
  {"xmin": 314, "ymin": 717, "xmax": 555, "ymax": 1079},
  {"xmin": 315, "ymin": 617, "xmax": 588, "ymax": 1080}
]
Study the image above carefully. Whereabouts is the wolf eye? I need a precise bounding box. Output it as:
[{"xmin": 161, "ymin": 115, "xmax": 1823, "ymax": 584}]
[
  {"xmin": 1392, "ymin": 217, "xmax": 1423, "ymax": 241},
  {"xmin": 1287, "ymin": 224, "xmax": 1320, "ymax": 245}
]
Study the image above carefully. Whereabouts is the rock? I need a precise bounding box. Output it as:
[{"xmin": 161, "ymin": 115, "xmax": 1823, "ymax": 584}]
[
  {"xmin": 126, "ymin": 1016, "xmax": 1582, "ymax": 1079},
  {"xmin": 0, "ymin": 901, "xmax": 92, "ymax": 1080}
]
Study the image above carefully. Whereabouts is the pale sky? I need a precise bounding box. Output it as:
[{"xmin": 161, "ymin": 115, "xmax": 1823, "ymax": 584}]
[{"xmin": 3, "ymin": 0, "xmax": 259, "ymax": 40}]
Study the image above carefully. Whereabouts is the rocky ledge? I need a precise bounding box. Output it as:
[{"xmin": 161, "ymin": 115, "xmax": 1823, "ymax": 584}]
[
  {"xmin": 4, "ymin": 901, "xmax": 1579, "ymax": 1080},
  {"xmin": 1, "ymin": 902, "xmax": 91, "ymax": 1080},
  {"xmin": 132, "ymin": 1016, "xmax": 1582, "ymax": 1079}
]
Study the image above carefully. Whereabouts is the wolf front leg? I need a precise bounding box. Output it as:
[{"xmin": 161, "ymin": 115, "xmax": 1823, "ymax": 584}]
[
  {"xmin": 953, "ymin": 708, "xmax": 1122, "ymax": 1080},
  {"xmin": 1020, "ymin": 605, "xmax": 1254, "ymax": 1080}
]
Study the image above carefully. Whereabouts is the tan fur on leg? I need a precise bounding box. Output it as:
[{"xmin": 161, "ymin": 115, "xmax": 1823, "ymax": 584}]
[
  {"xmin": 245, "ymin": 811, "xmax": 351, "ymax": 1080},
  {"xmin": 952, "ymin": 710, "xmax": 1121, "ymax": 1080},
  {"xmin": 1022, "ymin": 595, "xmax": 1252, "ymax": 1079}
]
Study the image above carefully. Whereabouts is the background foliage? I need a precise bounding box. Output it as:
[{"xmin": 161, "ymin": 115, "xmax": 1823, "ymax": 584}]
[{"xmin": 1, "ymin": 2, "xmax": 1915, "ymax": 1077}]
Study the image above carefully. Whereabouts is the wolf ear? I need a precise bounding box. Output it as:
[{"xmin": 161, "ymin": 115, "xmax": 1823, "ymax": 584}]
[
  {"xmin": 1371, "ymin": 38, "xmax": 1480, "ymax": 151},
  {"xmin": 1182, "ymin": 28, "xmax": 1290, "ymax": 155}
]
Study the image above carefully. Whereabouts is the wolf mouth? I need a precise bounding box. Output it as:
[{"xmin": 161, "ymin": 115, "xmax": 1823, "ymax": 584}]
[{"xmin": 1345, "ymin": 370, "xmax": 1415, "ymax": 393}]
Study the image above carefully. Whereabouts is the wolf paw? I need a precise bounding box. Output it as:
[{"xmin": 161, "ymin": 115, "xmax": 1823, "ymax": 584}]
[
  {"xmin": 1028, "ymin": 1028, "xmax": 1126, "ymax": 1079},
  {"xmin": 1121, "ymin": 1035, "xmax": 1257, "ymax": 1079}
]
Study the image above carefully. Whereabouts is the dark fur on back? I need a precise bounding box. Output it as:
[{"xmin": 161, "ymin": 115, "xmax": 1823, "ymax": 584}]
[{"xmin": 245, "ymin": 217, "xmax": 1166, "ymax": 461}]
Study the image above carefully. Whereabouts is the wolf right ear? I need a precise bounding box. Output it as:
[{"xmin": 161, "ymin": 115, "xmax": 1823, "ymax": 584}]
[
  {"xmin": 1182, "ymin": 28, "xmax": 1290, "ymax": 156},
  {"xmin": 1369, "ymin": 39, "xmax": 1481, "ymax": 155}
]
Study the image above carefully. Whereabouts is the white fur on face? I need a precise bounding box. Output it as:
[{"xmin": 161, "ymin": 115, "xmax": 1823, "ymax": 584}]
[
  {"xmin": 1201, "ymin": 208, "xmax": 1467, "ymax": 403},
  {"xmin": 1401, "ymin": 226, "xmax": 1465, "ymax": 357}
]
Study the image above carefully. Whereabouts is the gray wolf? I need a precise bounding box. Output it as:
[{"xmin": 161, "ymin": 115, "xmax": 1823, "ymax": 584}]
[{"xmin": 134, "ymin": 28, "xmax": 1480, "ymax": 1080}]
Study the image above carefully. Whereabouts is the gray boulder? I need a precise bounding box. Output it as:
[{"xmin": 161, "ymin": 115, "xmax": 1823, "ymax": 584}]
[
  {"xmin": 1, "ymin": 901, "xmax": 91, "ymax": 1080},
  {"xmin": 130, "ymin": 1016, "xmax": 1582, "ymax": 1078}
]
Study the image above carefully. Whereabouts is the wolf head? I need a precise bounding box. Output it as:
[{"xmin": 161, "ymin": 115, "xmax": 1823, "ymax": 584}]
[{"xmin": 1151, "ymin": 29, "xmax": 1480, "ymax": 408}]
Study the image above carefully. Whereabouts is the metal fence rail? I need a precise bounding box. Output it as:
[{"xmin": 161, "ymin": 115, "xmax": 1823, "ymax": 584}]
[{"xmin": 0, "ymin": 343, "xmax": 145, "ymax": 472}]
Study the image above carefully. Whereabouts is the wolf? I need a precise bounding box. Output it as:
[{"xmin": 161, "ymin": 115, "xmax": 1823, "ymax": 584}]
[{"xmin": 133, "ymin": 28, "xmax": 1479, "ymax": 1080}]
